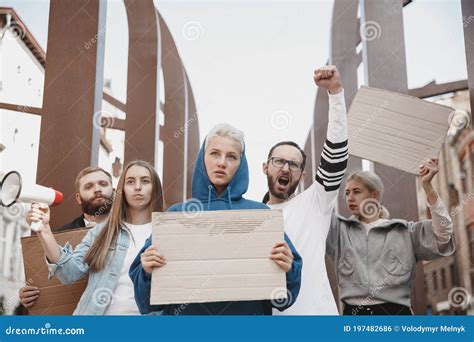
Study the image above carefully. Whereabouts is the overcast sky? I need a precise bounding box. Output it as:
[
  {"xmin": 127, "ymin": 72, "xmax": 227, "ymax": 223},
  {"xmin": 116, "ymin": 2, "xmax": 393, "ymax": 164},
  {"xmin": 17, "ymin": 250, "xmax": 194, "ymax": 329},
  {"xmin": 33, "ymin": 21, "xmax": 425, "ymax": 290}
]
[{"xmin": 1, "ymin": 0, "xmax": 468, "ymax": 201}]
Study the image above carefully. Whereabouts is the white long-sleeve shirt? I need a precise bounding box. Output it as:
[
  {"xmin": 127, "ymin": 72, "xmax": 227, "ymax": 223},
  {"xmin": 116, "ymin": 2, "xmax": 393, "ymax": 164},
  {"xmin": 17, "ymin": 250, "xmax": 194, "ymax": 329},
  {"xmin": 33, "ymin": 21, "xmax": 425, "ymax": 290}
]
[
  {"xmin": 427, "ymin": 197, "xmax": 453, "ymax": 244},
  {"xmin": 271, "ymin": 91, "xmax": 348, "ymax": 315}
]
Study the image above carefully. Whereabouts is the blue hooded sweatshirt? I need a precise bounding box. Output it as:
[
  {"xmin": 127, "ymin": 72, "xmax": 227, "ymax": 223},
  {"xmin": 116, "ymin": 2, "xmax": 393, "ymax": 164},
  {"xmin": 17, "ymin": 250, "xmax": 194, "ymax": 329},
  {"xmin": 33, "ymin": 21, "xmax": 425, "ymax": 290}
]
[{"xmin": 129, "ymin": 141, "xmax": 302, "ymax": 315}]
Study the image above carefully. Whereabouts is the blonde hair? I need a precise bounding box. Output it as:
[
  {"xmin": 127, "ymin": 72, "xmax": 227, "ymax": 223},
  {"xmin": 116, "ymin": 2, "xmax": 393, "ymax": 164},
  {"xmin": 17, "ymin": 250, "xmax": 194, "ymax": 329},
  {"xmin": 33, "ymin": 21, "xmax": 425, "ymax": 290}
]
[
  {"xmin": 205, "ymin": 123, "xmax": 244, "ymax": 152},
  {"xmin": 84, "ymin": 160, "xmax": 164, "ymax": 272},
  {"xmin": 346, "ymin": 170, "xmax": 390, "ymax": 219}
]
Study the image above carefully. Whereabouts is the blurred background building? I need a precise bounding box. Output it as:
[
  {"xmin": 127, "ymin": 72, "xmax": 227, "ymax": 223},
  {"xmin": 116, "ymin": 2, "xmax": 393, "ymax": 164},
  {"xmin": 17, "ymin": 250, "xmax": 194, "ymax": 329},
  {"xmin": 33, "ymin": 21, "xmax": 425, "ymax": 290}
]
[{"xmin": 0, "ymin": 1, "xmax": 200, "ymax": 314}]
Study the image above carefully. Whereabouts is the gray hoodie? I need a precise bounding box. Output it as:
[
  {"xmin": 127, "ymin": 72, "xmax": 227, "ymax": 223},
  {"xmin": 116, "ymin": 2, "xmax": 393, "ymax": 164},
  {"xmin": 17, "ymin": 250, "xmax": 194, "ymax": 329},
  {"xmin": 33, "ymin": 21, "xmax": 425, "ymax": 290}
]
[{"xmin": 326, "ymin": 214, "xmax": 455, "ymax": 308}]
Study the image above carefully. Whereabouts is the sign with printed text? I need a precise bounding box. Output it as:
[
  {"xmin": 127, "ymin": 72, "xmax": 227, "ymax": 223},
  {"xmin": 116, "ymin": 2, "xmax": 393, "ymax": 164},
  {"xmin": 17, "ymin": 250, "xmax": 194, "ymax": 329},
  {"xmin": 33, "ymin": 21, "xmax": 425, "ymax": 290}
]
[{"xmin": 151, "ymin": 209, "xmax": 287, "ymax": 305}]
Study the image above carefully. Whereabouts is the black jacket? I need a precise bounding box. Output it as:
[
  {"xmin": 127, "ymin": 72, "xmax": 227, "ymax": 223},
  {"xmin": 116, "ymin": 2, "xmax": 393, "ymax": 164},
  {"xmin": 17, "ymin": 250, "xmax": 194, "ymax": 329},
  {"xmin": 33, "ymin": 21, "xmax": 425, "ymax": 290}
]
[{"xmin": 55, "ymin": 215, "xmax": 86, "ymax": 232}]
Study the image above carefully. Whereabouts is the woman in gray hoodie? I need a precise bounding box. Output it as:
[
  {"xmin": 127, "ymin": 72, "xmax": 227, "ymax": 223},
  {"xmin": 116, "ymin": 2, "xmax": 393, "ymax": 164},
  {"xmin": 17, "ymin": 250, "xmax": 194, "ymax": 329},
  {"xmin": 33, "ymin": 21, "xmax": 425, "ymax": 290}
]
[{"xmin": 326, "ymin": 158, "xmax": 455, "ymax": 315}]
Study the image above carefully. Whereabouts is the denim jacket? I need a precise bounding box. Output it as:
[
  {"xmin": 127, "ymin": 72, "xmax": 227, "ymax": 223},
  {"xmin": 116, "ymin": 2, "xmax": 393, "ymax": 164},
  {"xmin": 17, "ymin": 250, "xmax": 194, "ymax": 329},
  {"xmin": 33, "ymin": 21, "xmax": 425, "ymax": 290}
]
[{"xmin": 46, "ymin": 222, "xmax": 131, "ymax": 315}]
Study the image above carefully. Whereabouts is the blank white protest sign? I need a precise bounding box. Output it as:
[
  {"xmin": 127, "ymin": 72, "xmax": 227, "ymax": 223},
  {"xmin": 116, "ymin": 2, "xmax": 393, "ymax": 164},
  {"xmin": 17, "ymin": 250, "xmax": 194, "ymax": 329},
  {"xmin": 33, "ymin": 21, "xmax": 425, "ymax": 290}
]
[
  {"xmin": 348, "ymin": 86, "xmax": 454, "ymax": 174},
  {"xmin": 150, "ymin": 209, "xmax": 287, "ymax": 305}
]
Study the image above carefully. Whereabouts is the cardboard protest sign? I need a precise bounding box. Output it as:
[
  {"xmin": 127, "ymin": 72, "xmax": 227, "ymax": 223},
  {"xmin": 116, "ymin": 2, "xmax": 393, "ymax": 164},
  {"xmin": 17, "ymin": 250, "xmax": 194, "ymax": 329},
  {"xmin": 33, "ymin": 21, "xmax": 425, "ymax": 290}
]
[
  {"xmin": 348, "ymin": 86, "xmax": 454, "ymax": 174},
  {"xmin": 150, "ymin": 209, "xmax": 286, "ymax": 305},
  {"xmin": 21, "ymin": 228, "xmax": 89, "ymax": 315}
]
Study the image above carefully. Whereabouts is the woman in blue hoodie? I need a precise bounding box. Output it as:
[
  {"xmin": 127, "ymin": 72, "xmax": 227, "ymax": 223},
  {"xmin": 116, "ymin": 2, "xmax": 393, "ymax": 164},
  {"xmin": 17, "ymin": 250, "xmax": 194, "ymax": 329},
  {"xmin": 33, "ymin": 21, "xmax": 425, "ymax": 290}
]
[{"xmin": 129, "ymin": 123, "xmax": 302, "ymax": 315}]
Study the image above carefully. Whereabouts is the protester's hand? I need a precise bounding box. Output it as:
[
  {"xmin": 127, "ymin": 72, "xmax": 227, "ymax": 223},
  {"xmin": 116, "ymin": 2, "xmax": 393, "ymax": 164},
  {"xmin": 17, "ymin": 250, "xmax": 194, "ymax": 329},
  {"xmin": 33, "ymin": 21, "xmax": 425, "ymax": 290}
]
[
  {"xmin": 19, "ymin": 285, "xmax": 40, "ymax": 308},
  {"xmin": 26, "ymin": 203, "xmax": 50, "ymax": 233},
  {"xmin": 141, "ymin": 245, "xmax": 166, "ymax": 274},
  {"xmin": 419, "ymin": 158, "xmax": 439, "ymax": 185},
  {"xmin": 419, "ymin": 158, "xmax": 439, "ymax": 205},
  {"xmin": 314, "ymin": 65, "xmax": 343, "ymax": 94},
  {"xmin": 270, "ymin": 242, "xmax": 294, "ymax": 272}
]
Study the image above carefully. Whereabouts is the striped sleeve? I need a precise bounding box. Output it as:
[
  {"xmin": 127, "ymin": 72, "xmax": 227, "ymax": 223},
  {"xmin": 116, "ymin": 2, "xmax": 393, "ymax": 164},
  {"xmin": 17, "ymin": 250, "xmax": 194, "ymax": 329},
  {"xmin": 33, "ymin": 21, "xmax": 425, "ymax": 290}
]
[
  {"xmin": 314, "ymin": 90, "xmax": 348, "ymax": 192},
  {"xmin": 315, "ymin": 139, "xmax": 348, "ymax": 191}
]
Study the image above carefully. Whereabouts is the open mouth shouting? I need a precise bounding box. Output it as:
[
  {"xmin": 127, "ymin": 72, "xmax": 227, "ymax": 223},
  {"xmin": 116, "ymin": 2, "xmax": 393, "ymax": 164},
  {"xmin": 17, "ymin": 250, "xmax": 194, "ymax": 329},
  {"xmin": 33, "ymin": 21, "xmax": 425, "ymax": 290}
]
[{"xmin": 276, "ymin": 175, "xmax": 291, "ymax": 191}]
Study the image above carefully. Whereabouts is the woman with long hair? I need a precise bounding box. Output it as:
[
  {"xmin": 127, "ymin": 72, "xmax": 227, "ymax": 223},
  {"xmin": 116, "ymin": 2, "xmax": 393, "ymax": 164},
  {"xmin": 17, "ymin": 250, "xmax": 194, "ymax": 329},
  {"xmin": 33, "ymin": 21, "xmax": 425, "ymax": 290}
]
[
  {"xmin": 27, "ymin": 160, "xmax": 163, "ymax": 315},
  {"xmin": 326, "ymin": 158, "xmax": 455, "ymax": 315}
]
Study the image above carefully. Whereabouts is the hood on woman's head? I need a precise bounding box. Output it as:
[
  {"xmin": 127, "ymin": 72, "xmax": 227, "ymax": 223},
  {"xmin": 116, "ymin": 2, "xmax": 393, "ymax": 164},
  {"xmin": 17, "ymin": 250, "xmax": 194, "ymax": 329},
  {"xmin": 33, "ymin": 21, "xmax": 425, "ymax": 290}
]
[{"xmin": 192, "ymin": 123, "xmax": 249, "ymax": 203}]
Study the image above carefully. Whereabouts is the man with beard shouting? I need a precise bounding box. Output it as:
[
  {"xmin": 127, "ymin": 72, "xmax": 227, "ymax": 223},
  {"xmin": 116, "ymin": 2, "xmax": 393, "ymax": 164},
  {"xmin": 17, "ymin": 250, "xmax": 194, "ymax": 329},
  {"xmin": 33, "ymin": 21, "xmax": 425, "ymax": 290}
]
[
  {"xmin": 19, "ymin": 166, "xmax": 114, "ymax": 310},
  {"xmin": 264, "ymin": 66, "xmax": 348, "ymax": 315}
]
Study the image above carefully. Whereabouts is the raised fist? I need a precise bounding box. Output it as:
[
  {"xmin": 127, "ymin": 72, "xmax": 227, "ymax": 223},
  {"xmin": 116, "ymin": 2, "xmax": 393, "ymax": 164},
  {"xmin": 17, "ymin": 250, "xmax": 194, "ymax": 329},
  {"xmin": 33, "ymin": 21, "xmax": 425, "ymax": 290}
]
[{"xmin": 314, "ymin": 65, "xmax": 343, "ymax": 94}]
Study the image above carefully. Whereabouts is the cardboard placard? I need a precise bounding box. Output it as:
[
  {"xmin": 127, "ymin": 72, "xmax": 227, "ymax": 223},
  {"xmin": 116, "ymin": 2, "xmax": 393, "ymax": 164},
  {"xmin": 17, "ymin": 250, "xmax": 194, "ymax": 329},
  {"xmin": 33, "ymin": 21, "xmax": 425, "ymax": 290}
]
[
  {"xmin": 348, "ymin": 86, "xmax": 454, "ymax": 174},
  {"xmin": 151, "ymin": 209, "xmax": 286, "ymax": 305},
  {"xmin": 21, "ymin": 228, "xmax": 90, "ymax": 315}
]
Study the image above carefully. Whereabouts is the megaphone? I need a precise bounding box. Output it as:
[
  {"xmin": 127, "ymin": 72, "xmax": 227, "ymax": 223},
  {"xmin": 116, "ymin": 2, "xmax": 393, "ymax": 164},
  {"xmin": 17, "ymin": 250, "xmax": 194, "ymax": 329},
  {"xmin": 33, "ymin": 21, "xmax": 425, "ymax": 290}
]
[{"xmin": 0, "ymin": 171, "xmax": 63, "ymax": 231}]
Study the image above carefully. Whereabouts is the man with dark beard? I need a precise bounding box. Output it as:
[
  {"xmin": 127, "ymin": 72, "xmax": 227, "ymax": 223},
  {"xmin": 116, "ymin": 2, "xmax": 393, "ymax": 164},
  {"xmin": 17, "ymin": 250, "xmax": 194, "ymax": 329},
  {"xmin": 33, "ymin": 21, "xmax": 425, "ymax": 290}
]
[
  {"xmin": 263, "ymin": 65, "xmax": 348, "ymax": 315},
  {"xmin": 57, "ymin": 166, "xmax": 114, "ymax": 231},
  {"xmin": 19, "ymin": 166, "xmax": 114, "ymax": 309},
  {"xmin": 264, "ymin": 141, "xmax": 307, "ymax": 203}
]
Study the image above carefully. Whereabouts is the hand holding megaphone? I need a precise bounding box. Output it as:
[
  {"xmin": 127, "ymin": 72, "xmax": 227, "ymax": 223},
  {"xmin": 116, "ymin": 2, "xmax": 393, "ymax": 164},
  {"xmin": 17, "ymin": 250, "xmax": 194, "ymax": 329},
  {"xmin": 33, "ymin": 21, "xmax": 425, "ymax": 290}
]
[
  {"xmin": 27, "ymin": 203, "xmax": 50, "ymax": 232},
  {"xmin": 0, "ymin": 171, "xmax": 63, "ymax": 231}
]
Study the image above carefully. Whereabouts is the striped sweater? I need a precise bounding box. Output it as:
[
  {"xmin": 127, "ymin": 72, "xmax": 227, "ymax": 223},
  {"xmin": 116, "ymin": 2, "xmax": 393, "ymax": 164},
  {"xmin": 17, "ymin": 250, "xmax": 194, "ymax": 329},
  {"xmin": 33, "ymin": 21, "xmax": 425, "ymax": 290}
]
[{"xmin": 271, "ymin": 90, "xmax": 348, "ymax": 315}]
